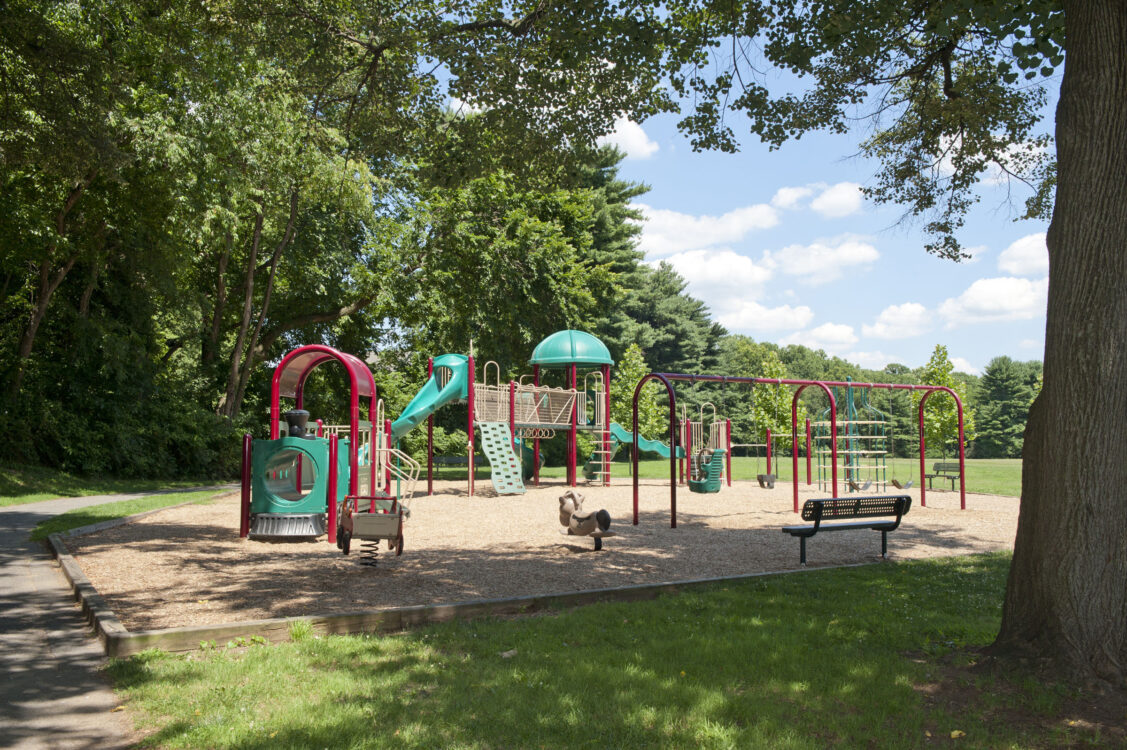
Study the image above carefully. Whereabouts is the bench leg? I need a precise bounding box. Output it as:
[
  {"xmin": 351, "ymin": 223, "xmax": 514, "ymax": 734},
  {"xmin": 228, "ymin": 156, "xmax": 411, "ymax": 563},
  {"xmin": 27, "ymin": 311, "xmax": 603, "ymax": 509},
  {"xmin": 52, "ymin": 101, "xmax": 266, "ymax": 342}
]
[
  {"xmin": 800, "ymin": 537, "xmax": 807, "ymax": 566},
  {"xmin": 881, "ymin": 530, "xmax": 887, "ymax": 559}
]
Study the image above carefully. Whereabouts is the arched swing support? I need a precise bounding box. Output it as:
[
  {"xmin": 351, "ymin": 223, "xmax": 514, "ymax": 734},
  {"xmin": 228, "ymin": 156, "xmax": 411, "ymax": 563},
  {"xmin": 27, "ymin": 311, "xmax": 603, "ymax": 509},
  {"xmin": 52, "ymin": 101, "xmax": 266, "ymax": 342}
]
[
  {"xmin": 917, "ymin": 386, "xmax": 967, "ymax": 510},
  {"xmin": 631, "ymin": 373, "xmax": 967, "ymax": 528}
]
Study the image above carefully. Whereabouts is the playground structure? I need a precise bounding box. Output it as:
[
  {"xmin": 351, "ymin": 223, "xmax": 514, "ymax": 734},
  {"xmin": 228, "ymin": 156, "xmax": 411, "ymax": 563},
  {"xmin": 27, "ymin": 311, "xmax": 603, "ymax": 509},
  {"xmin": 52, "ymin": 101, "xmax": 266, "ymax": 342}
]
[
  {"xmin": 812, "ymin": 380, "xmax": 890, "ymax": 494},
  {"xmin": 418, "ymin": 330, "xmax": 629, "ymax": 496},
  {"xmin": 630, "ymin": 373, "xmax": 967, "ymax": 527},
  {"xmin": 678, "ymin": 403, "xmax": 731, "ymax": 493},
  {"xmin": 239, "ymin": 344, "xmax": 420, "ymax": 554}
]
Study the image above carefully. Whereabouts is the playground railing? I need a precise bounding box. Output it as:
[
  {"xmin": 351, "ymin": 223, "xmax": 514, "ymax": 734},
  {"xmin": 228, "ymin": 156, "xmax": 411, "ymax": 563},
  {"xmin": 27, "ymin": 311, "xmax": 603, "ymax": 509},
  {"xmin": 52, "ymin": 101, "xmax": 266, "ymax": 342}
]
[{"xmin": 474, "ymin": 383, "xmax": 579, "ymax": 427}]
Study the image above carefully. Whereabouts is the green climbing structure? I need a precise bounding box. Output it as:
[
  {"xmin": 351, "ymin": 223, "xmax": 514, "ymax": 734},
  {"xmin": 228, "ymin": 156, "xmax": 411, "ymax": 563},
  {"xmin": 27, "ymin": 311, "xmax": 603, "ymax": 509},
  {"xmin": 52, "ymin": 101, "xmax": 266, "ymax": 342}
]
[{"xmin": 477, "ymin": 421, "xmax": 526, "ymax": 495}]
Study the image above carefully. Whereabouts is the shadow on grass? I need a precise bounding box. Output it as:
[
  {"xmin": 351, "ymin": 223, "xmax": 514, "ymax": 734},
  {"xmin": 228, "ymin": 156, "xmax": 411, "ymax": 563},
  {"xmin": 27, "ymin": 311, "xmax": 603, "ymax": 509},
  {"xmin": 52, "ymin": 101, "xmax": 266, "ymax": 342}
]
[{"xmin": 104, "ymin": 553, "xmax": 1113, "ymax": 749}]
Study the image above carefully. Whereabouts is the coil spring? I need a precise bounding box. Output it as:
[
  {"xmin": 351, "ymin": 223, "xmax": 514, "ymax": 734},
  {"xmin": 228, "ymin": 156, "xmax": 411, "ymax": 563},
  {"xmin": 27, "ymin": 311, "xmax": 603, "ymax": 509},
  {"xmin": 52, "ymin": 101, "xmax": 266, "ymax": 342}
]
[{"xmin": 358, "ymin": 540, "xmax": 381, "ymax": 566}]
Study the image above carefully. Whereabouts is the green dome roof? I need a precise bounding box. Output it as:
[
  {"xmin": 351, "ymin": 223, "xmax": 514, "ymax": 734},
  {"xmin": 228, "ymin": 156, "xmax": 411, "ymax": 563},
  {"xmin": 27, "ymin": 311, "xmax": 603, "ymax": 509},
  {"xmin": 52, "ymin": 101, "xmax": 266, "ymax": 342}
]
[{"xmin": 529, "ymin": 330, "xmax": 613, "ymax": 367}]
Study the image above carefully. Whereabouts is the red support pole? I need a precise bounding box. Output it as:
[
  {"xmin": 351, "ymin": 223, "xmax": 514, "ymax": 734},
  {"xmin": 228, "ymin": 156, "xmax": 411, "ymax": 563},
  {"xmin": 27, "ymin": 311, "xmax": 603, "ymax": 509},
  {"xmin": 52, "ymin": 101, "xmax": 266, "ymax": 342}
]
[
  {"xmin": 427, "ymin": 357, "xmax": 434, "ymax": 496},
  {"xmin": 918, "ymin": 397, "xmax": 928, "ymax": 508},
  {"xmin": 316, "ymin": 419, "xmax": 324, "ymax": 437},
  {"xmin": 603, "ymin": 364, "xmax": 612, "ymax": 486},
  {"xmin": 327, "ymin": 435, "xmax": 338, "ymax": 545},
  {"xmin": 766, "ymin": 428, "xmax": 773, "ymax": 475},
  {"xmin": 240, "ymin": 433, "xmax": 252, "ymax": 538},
  {"xmin": 631, "ymin": 373, "xmax": 678, "ymax": 527},
  {"xmin": 725, "ymin": 418, "xmax": 732, "ymax": 487},
  {"xmin": 568, "ymin": 363, "xmax": 578, "ymax": 486},
  {"xmin": 509, "ymin": 380, "xmax": 517, "ymax": 451},
  {"xmin": 805, "ymin": 417, "xmax": 812, "ymax": 485},
  {"xmin": 533, "ymin": 365, "xmax": 541, "ymax": 487},
  {"xmin": 467, "ymin": 355, "xmax": 475, "ymax": 497},
  {"xmin": 792, "ymin": 383, "xmax": 836, "ymax": 512}
]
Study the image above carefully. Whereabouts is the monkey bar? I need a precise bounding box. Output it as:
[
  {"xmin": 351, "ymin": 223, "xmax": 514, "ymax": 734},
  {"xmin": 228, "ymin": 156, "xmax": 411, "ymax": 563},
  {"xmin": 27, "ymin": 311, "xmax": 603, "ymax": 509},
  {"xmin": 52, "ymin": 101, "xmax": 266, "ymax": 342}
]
[{"xmin": 631, "ymin": 373, "xmax": 966, "ymax": 528}]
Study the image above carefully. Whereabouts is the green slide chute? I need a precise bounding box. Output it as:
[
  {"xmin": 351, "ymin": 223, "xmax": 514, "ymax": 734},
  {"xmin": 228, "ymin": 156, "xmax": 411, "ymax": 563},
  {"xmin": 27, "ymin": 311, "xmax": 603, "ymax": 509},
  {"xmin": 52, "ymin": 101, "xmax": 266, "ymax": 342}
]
[
  {"xmin": 390, "ymin": 353, "xmax": 469, "ymax": 443},
  {"xmin": 582, "ymin": 422, "xmax": 684, "ymax": 480}
]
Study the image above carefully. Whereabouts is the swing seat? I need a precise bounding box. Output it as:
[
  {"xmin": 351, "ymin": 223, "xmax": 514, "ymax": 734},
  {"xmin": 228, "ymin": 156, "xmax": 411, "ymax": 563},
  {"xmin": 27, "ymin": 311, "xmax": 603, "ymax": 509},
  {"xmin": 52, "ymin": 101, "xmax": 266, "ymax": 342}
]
[
  {"xmin": 848, "ymin": 480, "xmax": 873, "ymax": 492},
  {"xmin": 689, "ymin": 449, "xmax": 725, "ymax": 493},
  {"xmin": 891, "ymin": 479, "xmax": 914, "ymax": 490},
  {"xmin": 757, "ymin": 474, "xmax": 776, "ymax": 489}
]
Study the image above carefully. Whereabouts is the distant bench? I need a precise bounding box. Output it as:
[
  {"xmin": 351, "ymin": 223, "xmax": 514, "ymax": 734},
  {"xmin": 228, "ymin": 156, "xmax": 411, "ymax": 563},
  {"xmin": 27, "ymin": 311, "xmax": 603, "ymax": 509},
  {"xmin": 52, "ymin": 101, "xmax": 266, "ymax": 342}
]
[
  {"xmin": 925, "ymin": 462, "xmax": 962, "ymax": 490},
  {"xmin": 781, "ymin": 495, "xmax": 911, "ymax": 566}
]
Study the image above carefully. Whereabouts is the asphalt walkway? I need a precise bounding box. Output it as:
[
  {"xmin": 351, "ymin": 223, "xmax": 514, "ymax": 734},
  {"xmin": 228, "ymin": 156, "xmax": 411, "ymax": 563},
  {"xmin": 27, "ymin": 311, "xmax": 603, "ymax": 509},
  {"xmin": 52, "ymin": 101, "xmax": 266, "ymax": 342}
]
[{"xmin": 0, "ymin": 488, "xmax": 232, "ymax": 749}]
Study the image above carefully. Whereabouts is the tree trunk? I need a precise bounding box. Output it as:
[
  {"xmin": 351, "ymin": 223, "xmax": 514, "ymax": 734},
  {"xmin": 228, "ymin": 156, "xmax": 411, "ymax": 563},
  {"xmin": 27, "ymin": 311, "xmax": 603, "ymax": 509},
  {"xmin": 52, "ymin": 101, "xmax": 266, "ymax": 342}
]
[
  {"xmin": 230, "ymin": 190, "xmax": 299, "ymax": 417},
  {"xmin": 202, "ymin": 232, "xmax": 232, "ymax": 369},
  {"xmin": 8, "ymin": 170, "xmax": 96, "ymax": 394},
  {"xmin": 217, "ymin": 206, "xmax": 263, "ymax": 418},
  {"xmin": 994, "ymin": 1, "xmax": 1127, "ymax": 688}
]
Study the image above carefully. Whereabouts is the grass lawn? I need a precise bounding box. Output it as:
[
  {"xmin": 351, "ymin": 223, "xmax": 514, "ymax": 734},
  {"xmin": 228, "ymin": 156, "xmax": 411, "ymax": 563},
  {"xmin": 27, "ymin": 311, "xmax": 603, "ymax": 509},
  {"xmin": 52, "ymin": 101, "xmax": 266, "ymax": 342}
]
[
  {"xmin": 108, "ymin": 553, "xmax": 1117, "ymax": 748},
  {"xmin": 0, "ymin": 462, "xmax": 228, "ymax": 507},
  {"xmin": 29, "ymin": 490, "xmax": 226, "ymax": 541},
  {"xmin": 539, "ymin": 456, "xmax": 1023, "ymax": 497}
]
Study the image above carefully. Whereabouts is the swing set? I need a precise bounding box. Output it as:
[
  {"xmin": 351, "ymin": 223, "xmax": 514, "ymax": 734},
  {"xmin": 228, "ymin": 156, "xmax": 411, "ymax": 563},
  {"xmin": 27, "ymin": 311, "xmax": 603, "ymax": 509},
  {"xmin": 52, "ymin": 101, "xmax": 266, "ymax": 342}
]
[{"xmin": 630, "ymin": 371, "xmax": 967, "ymax": 528}]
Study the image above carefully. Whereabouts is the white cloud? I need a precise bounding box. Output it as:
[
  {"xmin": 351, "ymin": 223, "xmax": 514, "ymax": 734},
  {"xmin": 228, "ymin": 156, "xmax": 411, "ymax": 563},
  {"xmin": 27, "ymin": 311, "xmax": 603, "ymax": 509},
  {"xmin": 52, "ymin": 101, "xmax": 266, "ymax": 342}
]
[
  {"xmin": 598, "ymin": 118, "xmax": 659, "ymax": 160},
  {"xmin": 963, "ymin": 244, "xmax": 988, "ymax": 263},
  {"xmin": 938, "ymin": 277, "xmax": 1049, "ymax": 327},
  {"xmin": 810, "ymin": 182, "xmax": 864, "ymax": 218},
  {"xmin": 715, "ymin": 300, "xmax": 815, "ymax": 333},
  {"xmin": 997, "ymin": 233, "xmax": 1049, "ymax": 277},
  {"xmin": 983, "ymin": 140, "xmax": 1051, "ymax": 186},
  {"xmin": 847, "ymin": 351, "xmax": 898, "ymax": 370},
  {"xmin": 781, "ymin": 323, "xmax": 859, "ymax": 351},
  {"xmin": 661, "ymin": 248, "xmax": 773, "ymax": 299},
  {"xmin": 449, "ymin": 96, "xmax": 485, "ymax": 115},
  {"xmin": 862, "ymin": 303, "xmax": 932, "ymax": 340},
  {"xmin": 951, "ymin": 357, "xmax": 981, "ymax": 376},
  {"xmin": 659, "ymin": 249, "xmax": 811, "ymax": 333},
  {"xmin": 634, "ymin": 202, "xmax": 779, "ymax": 258},
  {"xmin": 765, "ymin": 236, "xmax": 879, "ymax": 285},
  {"xmin": 771, "ymin": 186, "xmax": 814, "ymax": 210}
]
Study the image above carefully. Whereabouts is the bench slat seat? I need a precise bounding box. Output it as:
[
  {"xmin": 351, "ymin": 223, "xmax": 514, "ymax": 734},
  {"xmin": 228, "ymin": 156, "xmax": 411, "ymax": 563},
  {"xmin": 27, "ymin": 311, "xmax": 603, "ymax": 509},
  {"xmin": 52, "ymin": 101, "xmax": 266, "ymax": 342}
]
[
  {"xmin": 924, "ymin": 462, "xmax": 961, "ymax": 489},
  {"xmin": 781, "ymin": 495, "xmax": 911, "ymax": 565}
]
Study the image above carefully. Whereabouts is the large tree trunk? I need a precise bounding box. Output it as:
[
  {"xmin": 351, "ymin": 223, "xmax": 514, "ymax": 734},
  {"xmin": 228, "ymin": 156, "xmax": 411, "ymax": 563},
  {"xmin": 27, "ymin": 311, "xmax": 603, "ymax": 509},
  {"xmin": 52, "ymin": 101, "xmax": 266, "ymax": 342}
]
[
  {"xmin": 8, "ymin": 171, "xmax": 96, "ymax": 394},
  {"xmin": 994, "ymin": 1, "xmax": 1127, "ymax": 688},
  {"xmin": 217, "ymin": 206, "xmax": 263, "ymax": 418}
]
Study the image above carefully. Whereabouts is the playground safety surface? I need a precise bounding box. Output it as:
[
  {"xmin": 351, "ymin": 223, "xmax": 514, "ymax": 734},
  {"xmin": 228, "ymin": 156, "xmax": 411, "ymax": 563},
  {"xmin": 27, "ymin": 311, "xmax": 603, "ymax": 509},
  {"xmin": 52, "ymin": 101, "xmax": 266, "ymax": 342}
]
[{"xmin": 60, "ymin": 479, "xmax": 1019, "ymax": 637}]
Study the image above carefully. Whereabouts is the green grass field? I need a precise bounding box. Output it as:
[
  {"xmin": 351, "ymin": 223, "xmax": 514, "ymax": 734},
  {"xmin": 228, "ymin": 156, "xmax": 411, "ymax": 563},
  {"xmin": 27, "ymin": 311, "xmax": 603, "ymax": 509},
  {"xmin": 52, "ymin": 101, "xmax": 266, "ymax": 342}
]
[
  {"xmin": 539, "ymin": 456, "xmax": 1023, "ymax": 497},
  {"xmin": 28, "ymin": 490, "xmax": 226, "ymax": 541},
  {"xmin": 0, "ymin": 462, "xmax": 225, "ymax": 507},
  {"xmin": 109, "ymin": 553, "xmax": 1108, "ymax": 748}
]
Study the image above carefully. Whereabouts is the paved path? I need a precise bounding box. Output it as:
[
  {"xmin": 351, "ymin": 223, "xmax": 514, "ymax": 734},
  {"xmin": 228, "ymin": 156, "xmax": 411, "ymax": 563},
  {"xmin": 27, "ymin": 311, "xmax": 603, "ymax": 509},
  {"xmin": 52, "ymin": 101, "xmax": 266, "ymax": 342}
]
[{"xmin": 0, "ymin": 488, "xmax": 233, "ymax": 749}]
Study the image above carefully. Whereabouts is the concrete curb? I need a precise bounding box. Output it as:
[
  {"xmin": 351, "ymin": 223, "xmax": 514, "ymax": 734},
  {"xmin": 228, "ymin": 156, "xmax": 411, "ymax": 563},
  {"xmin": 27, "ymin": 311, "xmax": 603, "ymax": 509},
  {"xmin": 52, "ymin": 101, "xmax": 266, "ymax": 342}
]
[{"xmin": 49, "ymin": 508, "xmax": 875, "ymax": 657}]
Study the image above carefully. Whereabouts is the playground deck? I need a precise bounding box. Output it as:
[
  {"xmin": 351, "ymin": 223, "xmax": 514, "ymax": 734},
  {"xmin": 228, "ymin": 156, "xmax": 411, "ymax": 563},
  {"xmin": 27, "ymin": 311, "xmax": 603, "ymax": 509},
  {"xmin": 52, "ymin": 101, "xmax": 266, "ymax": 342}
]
[{"xmin": 62, "ymin": 480, "xmax": 1019, "ymax": 633}]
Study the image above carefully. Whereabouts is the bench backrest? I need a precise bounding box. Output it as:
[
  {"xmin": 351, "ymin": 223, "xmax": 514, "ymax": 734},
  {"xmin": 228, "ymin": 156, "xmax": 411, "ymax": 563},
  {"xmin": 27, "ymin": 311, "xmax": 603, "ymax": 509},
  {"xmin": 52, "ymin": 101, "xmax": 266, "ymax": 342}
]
[
  {"xmin": 932, "ymin": 462, "xmax": 961, "ymax": 473},
  {"xmin": 801, "ymin": 495, "xmax": 911, "ymax": 522}
]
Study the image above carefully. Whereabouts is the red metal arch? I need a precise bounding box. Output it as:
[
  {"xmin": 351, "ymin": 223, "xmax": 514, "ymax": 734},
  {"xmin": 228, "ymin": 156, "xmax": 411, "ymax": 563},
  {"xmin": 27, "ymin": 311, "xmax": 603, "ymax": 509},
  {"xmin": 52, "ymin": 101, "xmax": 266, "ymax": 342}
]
[{"xmin": 269, "ymin": 344, "xmax": 377, "ymax": 499}]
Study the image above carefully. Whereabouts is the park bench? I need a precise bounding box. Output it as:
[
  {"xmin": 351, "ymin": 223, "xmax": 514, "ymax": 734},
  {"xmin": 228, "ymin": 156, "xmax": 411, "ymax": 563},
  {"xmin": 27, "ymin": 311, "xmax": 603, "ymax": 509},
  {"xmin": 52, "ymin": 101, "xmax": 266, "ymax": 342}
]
[
  {"xmin": 781, "ymin": 495, "xmax": 911, "ymax": 565},
  {"xmin": 925, "ymin": 462, "xmax": 962, "ymax": 490}
]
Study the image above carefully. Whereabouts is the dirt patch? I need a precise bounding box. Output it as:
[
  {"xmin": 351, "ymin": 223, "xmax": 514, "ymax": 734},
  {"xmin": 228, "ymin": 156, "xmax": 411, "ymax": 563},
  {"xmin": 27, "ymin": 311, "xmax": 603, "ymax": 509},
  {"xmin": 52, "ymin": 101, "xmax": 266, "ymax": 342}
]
[{"xmin": 65, "ymin": 479, "xmax": 1018, "ymax": 632}]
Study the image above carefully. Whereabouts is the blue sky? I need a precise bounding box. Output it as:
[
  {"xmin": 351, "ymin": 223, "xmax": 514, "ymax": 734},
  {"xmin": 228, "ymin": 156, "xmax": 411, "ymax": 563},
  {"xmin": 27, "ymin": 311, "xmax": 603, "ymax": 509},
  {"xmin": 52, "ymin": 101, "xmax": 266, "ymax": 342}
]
[{"xmin": 597, "ymin": 113, "xmax": 1051, "ymax": 376}]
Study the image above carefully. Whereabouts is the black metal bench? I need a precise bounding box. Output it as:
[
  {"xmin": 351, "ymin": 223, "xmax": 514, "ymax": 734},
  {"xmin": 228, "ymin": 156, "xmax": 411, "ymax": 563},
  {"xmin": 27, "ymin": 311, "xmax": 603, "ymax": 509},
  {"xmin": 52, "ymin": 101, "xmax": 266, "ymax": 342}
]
[
  {"xmin": 924, "ymin": 462, "xmax": 961, "ymax": 490},
  {"xmin": 781, "ymin": 495, "xmax": 911, "ymax": 565}
]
